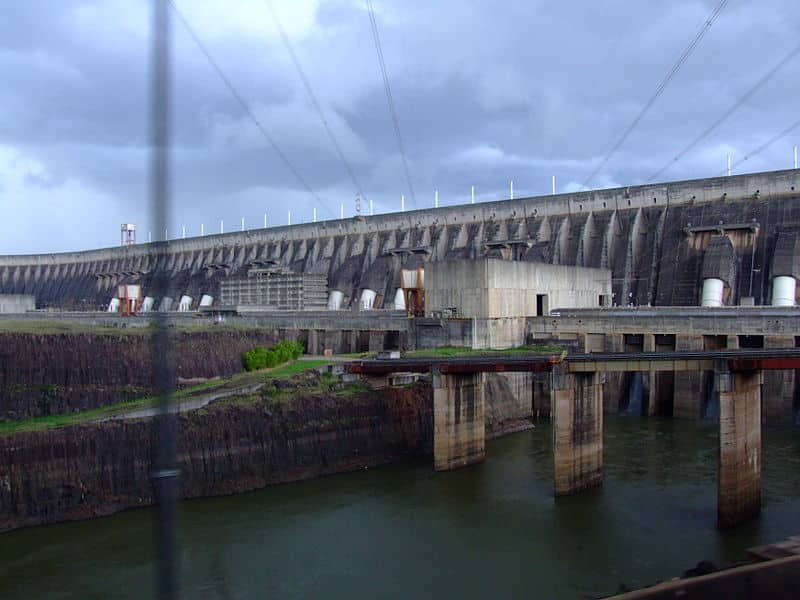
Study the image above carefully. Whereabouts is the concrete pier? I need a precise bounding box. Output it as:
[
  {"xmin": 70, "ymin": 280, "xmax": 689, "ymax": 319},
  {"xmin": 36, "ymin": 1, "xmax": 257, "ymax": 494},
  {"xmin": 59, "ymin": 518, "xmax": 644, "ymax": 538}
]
[
  {"xmin": 552, "ymin": 366, "xmax": 604, "ymax": 495},
  {"xmin": 762, "ymin": 335, "xmax": 796, "ymax": 424},
  {"xmin": 432, "ymin": 369, "xmax": 486, "ymax": 471},
  {"xmin": 603, "ymin": 333, "xmax": 625, "ymax": 413},
  {"xmin": 717, "ymin": 366, "xmax": 762, "ymax": 528}
]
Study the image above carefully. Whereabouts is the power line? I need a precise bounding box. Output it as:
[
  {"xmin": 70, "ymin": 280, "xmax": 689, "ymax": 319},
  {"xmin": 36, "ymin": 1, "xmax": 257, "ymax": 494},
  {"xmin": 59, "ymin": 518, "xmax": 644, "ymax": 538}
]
[
  {"xmin": 167, "ymin": 0, "xmax": 334, "ymax": 217},
  {"xmin": 648, "ymin": 40, "xmax": 800, "ymax": 183},
  {"xmin": 365, "ymin": 0, "xmax": 417, "ymax": 207},
  {"xmin": 266, "ymin": 0, "xmax": 365, "ymax": 199},
  {"xmin": 583, "ymin": 0, "xmax": 728, "ymax": 188},
  {"xmin": 718, "ymin": 118, "xmax": 800, "ymax": 176}
]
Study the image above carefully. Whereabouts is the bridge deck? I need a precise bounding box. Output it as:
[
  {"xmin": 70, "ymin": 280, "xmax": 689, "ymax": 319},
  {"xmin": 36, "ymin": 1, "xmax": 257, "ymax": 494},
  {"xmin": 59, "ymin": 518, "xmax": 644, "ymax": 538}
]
[{"xmin": 347, "ymin": 348, "xmax": 800, "ymax": 375}]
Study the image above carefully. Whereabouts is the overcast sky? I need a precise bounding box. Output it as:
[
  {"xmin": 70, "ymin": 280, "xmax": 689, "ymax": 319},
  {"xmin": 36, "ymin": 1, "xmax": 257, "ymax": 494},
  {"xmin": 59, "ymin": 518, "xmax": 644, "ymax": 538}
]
[{"xmin": 1, "ymin": 0, "xmax": 799, "ymax": 254}]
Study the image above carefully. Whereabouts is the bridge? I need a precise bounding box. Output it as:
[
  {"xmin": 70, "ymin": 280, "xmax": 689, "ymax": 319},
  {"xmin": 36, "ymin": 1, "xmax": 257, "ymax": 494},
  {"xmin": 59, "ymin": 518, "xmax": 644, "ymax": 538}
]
[{"xmin": 348, "ymin": 348, "xmax": 800, "ymax": 528}]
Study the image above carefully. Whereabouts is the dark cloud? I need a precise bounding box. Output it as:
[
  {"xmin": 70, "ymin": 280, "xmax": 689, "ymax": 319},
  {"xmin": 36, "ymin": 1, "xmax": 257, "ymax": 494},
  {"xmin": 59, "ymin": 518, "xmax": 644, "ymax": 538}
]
[{"xmin": 1, "ymin": 0, "xmax": 799, "ymax": 253}]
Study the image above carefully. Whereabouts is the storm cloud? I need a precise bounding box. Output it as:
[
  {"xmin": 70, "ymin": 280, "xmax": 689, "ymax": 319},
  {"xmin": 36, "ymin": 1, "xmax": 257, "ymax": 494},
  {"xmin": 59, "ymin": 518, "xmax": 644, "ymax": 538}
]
[{"xmin": 1, "ymin": 0, "xmax": 799, "ymax": 253}]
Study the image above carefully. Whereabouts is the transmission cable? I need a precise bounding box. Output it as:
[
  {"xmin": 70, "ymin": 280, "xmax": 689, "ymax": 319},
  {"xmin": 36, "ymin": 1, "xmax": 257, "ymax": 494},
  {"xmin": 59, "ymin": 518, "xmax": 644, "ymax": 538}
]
[
  {"xmin": 583, "ymin": 0, "xmax": 728, "ymax": 188},
  {"xmin": 266, "ymin": 0, "xmax": 366, "ymax": 200},
  {"xmin": 717, "ymin": 118, "xmax": 800, "ymax": 176},
  {"xmin": 647, "ymin": 40, "xmax": 800, "ymax": 183},
  {"xmin": 365, "ymin": 0, "xmax": 417, "ymax": 207},
  {"xmin": 167, "ymin": 0, "xmax": 335, "ymax": 217}
]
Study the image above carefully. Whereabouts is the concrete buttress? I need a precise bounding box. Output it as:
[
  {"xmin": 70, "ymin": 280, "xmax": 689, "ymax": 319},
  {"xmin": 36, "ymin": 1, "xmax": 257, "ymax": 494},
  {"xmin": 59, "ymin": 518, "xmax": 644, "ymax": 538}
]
[
  {"xmin": 433, "ymin": 368, "xmax": 486, "ymax": 471},
  {"xmin": 553, "ymin": 366, "xmax": 604, "ymax": 495},
  {"xmin": 717, "ymin": 365, "xmax": 762, "ymax": 529}
]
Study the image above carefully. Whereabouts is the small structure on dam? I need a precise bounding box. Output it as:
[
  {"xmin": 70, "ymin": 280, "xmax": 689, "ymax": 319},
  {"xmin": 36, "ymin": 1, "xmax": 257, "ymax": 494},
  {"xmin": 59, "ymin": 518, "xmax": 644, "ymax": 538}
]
[
  {"xmin": 219, "ymin": 269, "xmax": 327, "ymax": 310},
  {"xmin": 425, "ymin": 259, "xmax": 611, "ymax": 318},
  {"xmin": 419, "ymin": 259, "xmax": 611, "ymax": 349},
  {"xmin": 0, "ymin": 294, "xmax": 35, "ymax": 314}
]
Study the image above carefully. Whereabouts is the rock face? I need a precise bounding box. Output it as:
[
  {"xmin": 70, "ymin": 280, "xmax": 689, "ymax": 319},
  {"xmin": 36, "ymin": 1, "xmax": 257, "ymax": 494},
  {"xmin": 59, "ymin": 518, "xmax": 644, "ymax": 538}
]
[
  {"xmin": 0, "ymin": 330, "xmax": 285, "ymax": 419},
  {"xmin": 0, "ymin": 372, "xmax": 535, "ymax": 532},
  {"xmin": 0, "ymin": 383, "xmax": 434, "ymax": 532}
]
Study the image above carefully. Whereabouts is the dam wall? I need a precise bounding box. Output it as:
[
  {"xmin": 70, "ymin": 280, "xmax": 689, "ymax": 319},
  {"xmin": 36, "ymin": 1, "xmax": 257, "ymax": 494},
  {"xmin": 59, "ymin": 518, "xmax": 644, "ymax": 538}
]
[{"xmin": 2, "ymin": 169, "xmax": 799, "ymax": 311}]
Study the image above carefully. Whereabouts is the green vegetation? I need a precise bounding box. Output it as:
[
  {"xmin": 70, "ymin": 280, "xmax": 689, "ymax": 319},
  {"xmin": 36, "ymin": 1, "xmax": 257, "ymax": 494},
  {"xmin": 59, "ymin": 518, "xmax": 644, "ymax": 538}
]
[
  {"xmin": 266, "ymin": 359, "xmax": 330, "ymax": 378},
  {"xmin": 0, "ymin": 320, "xmax": 149, "ymax": 335},
  {"xmin": 405, "ymin": 344, "xmax": 566, "ymax": 358},
  {"xmin": 0, "ymin": 359, "xmax": 330, "ymax": 435},
  {"xmin": 228, "ymin": 370, "xmax": 368, "ymax": 406},
  {"xmin": 242, "ymin": 341, "xmax": 304, "ymax": 371}
]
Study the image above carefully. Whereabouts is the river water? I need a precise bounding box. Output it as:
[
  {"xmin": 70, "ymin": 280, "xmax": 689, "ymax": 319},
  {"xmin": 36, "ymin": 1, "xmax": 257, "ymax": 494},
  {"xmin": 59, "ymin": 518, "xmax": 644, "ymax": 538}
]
[{"xmin": 2, "ymin": 416, "xmax": 799, "ymax": 599}]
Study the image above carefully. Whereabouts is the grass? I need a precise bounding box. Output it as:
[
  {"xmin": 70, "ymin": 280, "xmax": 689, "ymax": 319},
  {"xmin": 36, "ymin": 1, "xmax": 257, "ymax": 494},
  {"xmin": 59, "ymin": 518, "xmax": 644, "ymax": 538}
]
[
  {"xmin": 267, "ymin": 359, "xmax": 330, "ymax": 377},
  {"xmin": 0, "ymin": 320, "xmax": 149, "ymax": 335},
  {"xmin": 0, "ymin": 359, "xmax": 331, "ymax": 435},
  {"xmin": 0, "ymin": 319, "xmax": 314, "ymax": 336},
  {"xmin": 405, "ymin": 344, "xmax": 566, "ymax": 358}
]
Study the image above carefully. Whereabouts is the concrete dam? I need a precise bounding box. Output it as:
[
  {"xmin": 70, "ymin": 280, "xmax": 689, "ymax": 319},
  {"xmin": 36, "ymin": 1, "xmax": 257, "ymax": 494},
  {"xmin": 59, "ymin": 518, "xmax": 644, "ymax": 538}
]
[{"xmin": 2, "ymin": 168, "xmax": 800, "ymax": 311}]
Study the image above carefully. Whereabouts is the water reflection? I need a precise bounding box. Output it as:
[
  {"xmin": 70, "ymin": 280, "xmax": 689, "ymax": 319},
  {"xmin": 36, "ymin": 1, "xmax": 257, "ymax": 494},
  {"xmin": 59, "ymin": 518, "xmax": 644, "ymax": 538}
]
[{"xmin": 1, "ymin": 417, "xmax": 798, "ymax": 599}]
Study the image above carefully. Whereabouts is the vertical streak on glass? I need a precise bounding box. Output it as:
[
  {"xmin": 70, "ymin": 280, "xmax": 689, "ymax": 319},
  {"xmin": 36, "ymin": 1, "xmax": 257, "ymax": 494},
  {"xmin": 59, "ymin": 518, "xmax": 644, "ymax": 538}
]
[{"xmin": 149, "ymin": 1, "xmax": 179, "ymax": 598}]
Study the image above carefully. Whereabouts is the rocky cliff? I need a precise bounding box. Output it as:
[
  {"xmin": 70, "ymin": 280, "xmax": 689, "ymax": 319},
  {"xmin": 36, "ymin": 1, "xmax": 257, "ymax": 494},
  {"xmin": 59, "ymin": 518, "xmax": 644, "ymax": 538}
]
[
  {"xmin": 0, "ymin": 369, "xmax": 535, "ymax": 532},
  {"xmin": 0, "ymin": 380, "xmax": 433, "ymax": 532}
]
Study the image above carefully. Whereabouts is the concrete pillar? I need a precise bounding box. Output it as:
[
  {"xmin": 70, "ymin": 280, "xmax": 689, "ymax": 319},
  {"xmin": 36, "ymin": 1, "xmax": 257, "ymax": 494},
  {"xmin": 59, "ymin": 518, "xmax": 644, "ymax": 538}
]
[
  {"xmin": 643, "ymin": 334, "xmax": 657, "ymax": 416},
  {"xmin": 718, "ymin": 366, "xmax": 762, "ymax": 529},
  {"xmin": 433, "ymin": 369, "xmax": 486, "ymax": 471},
  {"xmin": 553, "ymin": 366, "xmax": 604, "ymax": 496},
  {"xmin": 653, "ymin": 334, "xmax": 676, "ymax": 416},
  {"xmin": 533, "ymin": 372, "xmax": 552, "ymax": 418},
  {"xmin": 673, "ymin": 334, "xmax": 704, "ymax": 419},
  {"xmin": 307, "ymin": 329, "xmax": 319, "ymax": 355},
  {"xmin": 368, "ymin": 330, "xmax": 385, "ymax": 352},
  {"xmin": 324, "ymin": 330, "xmax": 341, "ymax": 354},
  {"xmin": 604, "ymin": 333, "xmax": 625, "ymax": 413},
  {"xmin": 762, "ymin": 336, "xmax": 795, "ymax": 424}
]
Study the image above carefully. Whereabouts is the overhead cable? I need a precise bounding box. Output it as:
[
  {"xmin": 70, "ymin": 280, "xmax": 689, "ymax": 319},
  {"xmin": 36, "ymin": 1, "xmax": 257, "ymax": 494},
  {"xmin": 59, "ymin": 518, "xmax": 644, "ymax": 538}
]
[
  {"xmin": 167, "ymin": 0, "xmax": 334, "ymax": 216},
  {"xmin": 365, "ymin": 0, "xmax": 417, "ymax": 207},
  {"xmin": 266, "ymin": 0, "xmax": 365, "ymax": 199},
  {"xmin": 583, "ymin": 0, "xmax": 728, "ymax": 187},
  {"xmin": 647, "ymin": 40, "xmax": 800, "ymax": 183}
]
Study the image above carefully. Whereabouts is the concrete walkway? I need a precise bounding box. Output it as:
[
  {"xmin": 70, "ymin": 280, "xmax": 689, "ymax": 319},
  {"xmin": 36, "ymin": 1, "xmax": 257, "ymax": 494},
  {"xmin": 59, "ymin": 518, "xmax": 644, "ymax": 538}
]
[
  {"xmin": 97, "ymin": 383, "xmax": 266, "ymax": 422},
  {"xmin": 96, "ymin": 357, "xmax": 339, "ymax": 423}
]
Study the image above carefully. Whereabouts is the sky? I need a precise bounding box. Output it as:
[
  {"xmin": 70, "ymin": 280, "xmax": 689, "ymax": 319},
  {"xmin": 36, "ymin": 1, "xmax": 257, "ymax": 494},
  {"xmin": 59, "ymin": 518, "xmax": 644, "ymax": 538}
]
[{"xmin": 1, "ymin": 0, "xmax": 799, "ymax": 254}]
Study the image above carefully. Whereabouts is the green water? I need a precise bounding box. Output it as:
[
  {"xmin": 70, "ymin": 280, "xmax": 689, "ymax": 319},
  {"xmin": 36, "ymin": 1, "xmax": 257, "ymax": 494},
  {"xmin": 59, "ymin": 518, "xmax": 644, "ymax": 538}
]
[{"xmin": 1, "ymin": 417, "xmax": 799, "ymax": 599}]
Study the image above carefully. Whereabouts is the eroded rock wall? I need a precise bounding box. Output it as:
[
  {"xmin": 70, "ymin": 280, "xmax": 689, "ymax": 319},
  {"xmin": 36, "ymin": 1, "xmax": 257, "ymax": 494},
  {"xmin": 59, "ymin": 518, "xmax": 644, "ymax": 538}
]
[
  {"xmin": 0, "ymin": 383, "xmax": 433, "ymax": 532},
  {"xmin": 0, "ymin": 330, "xmax": 290, "ymax": 419}
]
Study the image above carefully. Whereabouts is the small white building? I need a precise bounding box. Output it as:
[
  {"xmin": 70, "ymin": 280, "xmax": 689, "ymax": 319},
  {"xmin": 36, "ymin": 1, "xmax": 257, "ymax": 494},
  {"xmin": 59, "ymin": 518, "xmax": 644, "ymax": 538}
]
[
  {"xmin": 425, "ymin": 259, "xmax": 612, "ymax": 318},
  {"xmin": 423, "ymin": 259, "xmax": 612, "ymax": 349},
  {"xmin": 0, "ymin": 294, "xmax": 35, "ymax": 314}
]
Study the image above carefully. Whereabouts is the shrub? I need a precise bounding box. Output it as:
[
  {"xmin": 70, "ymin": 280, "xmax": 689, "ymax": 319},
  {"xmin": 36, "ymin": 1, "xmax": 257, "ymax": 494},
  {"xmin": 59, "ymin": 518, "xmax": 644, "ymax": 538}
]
[{"xmin": 242, "ymin": 340, "xmax": 304, "ymax": 371}]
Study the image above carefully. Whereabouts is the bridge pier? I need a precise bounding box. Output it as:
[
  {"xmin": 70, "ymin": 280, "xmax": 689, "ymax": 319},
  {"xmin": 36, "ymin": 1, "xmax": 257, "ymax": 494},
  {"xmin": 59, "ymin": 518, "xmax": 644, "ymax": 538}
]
[
  {"xmin": 432, "ymin": 368, "xmax": 486, "ymax": 471},
  {"xmin": 673, "ymin": 335, "xmax": 704, "ymax": 418},
  {"xmin": 762, "ymin": 335, "xmax": 796, "ymax": 424},
  {"xmin": 552, "ymin": 366, "xmax": 604, "ymax": 495},
  {"xmin": 717, "ymin": 364, "xmax": 762, "ymax": 528},
  {"xmin": 644, "ymin": 334, "xmax": 657, "ymax": 416}
]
